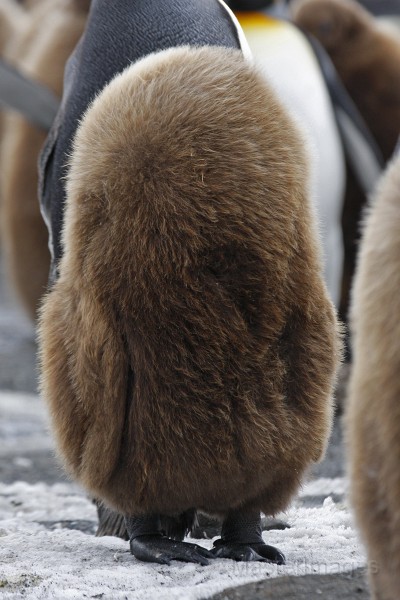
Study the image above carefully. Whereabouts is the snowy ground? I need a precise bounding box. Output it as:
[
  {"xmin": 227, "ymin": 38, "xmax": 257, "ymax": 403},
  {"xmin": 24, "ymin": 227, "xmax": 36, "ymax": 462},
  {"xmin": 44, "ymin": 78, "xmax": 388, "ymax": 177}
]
[{"xmin": 0, "ymin": 392, "xmax": 366, "ymax": 600}]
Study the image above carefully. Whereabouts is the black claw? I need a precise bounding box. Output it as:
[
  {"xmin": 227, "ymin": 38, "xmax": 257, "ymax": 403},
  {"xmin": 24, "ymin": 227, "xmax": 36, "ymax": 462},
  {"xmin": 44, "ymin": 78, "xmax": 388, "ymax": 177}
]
[
  {"xmin": 212, "ymin": 508, "xmax": 286, "ymax": 564},
  {"xmin": 130, "ymin": 534, "xmax": 213, "ymax": 566},
  {"xmin": 211, "ymin": 541, "xmax": 285, "ymax": 564},
  {"xmin": 211, "ymin": 543, "xmax": 266, "ymax": 562},
  {"xmin": 253, "ymin": 543, "xmax": 286, "ymax": 565},
  {"xmin": 129, "ymin": 535, "xmax": 171, "ymax": 565}
]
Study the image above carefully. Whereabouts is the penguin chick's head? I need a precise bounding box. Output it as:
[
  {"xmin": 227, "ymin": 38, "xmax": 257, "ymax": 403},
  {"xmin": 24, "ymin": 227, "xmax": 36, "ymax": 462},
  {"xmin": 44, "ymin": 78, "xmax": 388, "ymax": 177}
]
[{"xmin": 291, "ymin": 0, "xmax": 374, "ymax": 54}]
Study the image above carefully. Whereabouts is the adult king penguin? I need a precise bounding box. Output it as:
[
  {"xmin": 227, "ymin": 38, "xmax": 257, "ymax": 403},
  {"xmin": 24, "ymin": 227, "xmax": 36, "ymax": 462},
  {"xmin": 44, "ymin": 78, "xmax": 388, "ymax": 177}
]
[{"xmin": 38, "ymin": 0, "xmax": 341, "ymax": 565}]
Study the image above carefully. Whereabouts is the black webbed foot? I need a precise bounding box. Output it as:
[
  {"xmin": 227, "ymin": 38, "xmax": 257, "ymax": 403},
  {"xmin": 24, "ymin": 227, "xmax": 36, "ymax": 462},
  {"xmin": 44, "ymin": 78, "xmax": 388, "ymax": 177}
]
[
  {"xmin": 125, "ymin": 513, "xmax": 213, "ymax": 566},
  {"xmin": 211, "ymin": 540, "xmax": 285, "ymax": 564},
  {"xmin": 212, "ymin": 508, "xmax": 285, "ymax": 564},
  {"xmin": 130, "ymin": 534, "xmax": 213, "ymax": 566}
]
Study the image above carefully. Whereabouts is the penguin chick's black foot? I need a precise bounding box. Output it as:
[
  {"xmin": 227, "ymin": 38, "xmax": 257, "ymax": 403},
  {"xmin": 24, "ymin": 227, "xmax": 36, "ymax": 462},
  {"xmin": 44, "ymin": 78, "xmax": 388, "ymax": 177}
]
[
  {"xmin": 125, "ymin": 514, "xmax": 214, "ymax": 566},
  {"xmin": 212, "ymin": 509, "xmax": 285, "ymax": 564}
]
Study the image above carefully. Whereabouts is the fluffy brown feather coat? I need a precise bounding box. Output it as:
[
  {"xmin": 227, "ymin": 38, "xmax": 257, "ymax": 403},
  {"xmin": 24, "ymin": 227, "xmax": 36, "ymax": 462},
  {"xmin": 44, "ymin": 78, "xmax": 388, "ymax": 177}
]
[
  {"xmin": 39, "ymin": 46, "xmax": 341, "ymax": 518},
  {"xmin": 346, "ymin": 154, "xmax": 400, "ymax": 600},
  {"xmin": 0, "ymin": 0, "xmax": 88, "ymax": 319}
]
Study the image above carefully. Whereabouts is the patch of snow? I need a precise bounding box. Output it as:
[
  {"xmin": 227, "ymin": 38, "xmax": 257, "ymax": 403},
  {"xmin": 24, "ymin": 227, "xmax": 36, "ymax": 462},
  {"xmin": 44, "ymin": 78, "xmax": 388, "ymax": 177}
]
[
  {"xmin": 0, "ymin": 392, "xmax": 52, "ymax": 455},
  {"xmin": 0, "ymin": 392, "xmax": 46, "ymax": 419},
  {"xmin": 300, "ymin": 477, "xmax": 348, "ymax": 498},
  {"xmin": 0, "ymin": 482, "xmax": 366, "ymax": 600}
]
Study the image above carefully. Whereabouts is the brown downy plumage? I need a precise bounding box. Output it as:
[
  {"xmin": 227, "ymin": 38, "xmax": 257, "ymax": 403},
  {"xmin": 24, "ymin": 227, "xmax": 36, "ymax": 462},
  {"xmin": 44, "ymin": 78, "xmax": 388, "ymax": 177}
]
[
  {"xmin": 0, "ymin": 0, "xmax": 88, "ymax": 320},
  {"xmin": 346, "ymin": 154, "xmax": 400, "ymax": 600},
  {"xmin": 39, "ymin": 46, "xmax": 341, "ymax": 519}
]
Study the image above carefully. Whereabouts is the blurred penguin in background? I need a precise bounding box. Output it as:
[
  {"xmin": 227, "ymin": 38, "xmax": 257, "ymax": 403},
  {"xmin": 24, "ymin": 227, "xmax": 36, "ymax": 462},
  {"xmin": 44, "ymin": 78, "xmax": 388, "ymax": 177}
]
[
  {"xmin": 38, "ymin": 0, "xmax": 341, "ymax": 565},
  {"xmin": 292, "ymin": 0, "xmax": 400, "ymax": 160},
  {"xmin": 0, "ymin": 0, "xmax": 27, "ymax": 56},
  {"xmin": 292, "ymin": 0, "xmax": 400, "ymax": 326},
  {"xmin": 0, "ymin": 0, "xmax": 89, "ymax": 320},
  {"xmin": 346, "ymin": 150, "xmax": 400, "ymax": 600}
]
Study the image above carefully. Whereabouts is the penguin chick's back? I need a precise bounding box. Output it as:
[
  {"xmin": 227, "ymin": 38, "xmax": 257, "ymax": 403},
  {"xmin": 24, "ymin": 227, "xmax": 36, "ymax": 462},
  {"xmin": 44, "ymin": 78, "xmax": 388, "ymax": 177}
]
[{"xmin": 39, "ymin": 46, "xmax": 339, "ymax": 516}]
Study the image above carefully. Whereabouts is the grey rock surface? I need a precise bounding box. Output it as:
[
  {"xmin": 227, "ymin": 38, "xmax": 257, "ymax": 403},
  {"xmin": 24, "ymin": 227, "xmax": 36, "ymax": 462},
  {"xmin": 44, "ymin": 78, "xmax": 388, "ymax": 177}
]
[{"xmin": 208, "ymin": 568, "xmax": 369, "ymax": 600}]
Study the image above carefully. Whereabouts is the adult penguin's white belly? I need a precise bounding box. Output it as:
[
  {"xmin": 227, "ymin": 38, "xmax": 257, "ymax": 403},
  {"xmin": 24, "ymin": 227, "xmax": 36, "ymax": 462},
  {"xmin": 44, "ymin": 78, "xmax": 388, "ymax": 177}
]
[{"xmin": 237, "ymin": 12, "xmax": 345, "ymax": 306}]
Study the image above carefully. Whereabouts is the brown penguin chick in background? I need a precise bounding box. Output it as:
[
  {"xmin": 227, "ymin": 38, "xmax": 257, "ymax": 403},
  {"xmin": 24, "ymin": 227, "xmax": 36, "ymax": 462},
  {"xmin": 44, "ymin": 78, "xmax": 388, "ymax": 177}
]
[
  {"xmin": 0, "ymin": 0, "xmax": 88, "ymax": 321},
  {"xmin": 346, "ymin": 154, "xmax": 400, "ymax": 600},
  {"xmin": 292, "ymin": 0, "xmax": 400, "ymax": 328},
  {"xmin": 39, "ymin": 46, "xmax": 341, "ymax": 565},
  {"xmin": 291, "ymin": 0, "xmax": 400, "ymax": 161}
]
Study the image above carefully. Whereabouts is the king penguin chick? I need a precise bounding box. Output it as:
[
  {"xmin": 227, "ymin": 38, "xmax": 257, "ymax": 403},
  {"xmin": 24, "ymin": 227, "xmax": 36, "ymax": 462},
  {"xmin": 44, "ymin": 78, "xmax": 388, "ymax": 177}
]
[
  {"xmin": 346, "ymin": 153, "xmax": 400, "ymax": 600},
  {"xmin": 292, "ymin": 0, "xmax": 400, "ymax": 162},
  {"xmin": 38, "ymin": 0, "xmax": 341, "ymax": 566}
]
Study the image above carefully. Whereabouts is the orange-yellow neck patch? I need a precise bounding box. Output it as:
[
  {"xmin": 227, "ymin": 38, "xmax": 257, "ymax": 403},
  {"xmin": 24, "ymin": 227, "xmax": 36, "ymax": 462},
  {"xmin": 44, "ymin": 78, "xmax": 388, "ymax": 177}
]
[{"xmin": 235, "ymin": 12, "xmax": 284, "ymax": 31}]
